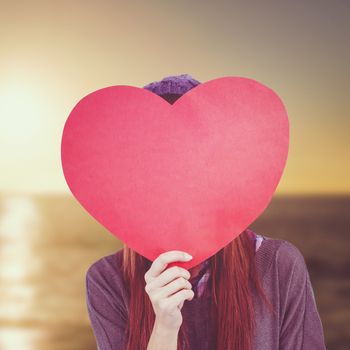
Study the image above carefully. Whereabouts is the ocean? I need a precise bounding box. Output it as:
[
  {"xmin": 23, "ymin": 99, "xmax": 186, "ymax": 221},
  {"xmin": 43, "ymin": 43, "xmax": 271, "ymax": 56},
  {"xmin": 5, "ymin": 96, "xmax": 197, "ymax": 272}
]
[{"xmin": 0, "ymin": 194, "xmax": 349, "ymax": 349}]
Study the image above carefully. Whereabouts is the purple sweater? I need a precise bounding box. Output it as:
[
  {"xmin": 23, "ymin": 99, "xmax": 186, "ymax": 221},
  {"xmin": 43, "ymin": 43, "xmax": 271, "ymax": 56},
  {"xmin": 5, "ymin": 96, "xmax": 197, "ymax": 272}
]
[{"xmin": 86, "ymin": 233, "xmax": 327, "ymax": 349}]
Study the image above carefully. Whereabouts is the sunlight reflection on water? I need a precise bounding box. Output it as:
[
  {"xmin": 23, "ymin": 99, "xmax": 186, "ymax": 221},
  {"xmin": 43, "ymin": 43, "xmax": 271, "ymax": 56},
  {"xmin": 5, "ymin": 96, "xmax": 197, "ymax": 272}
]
[
  {"xmin": 0, "ymin": 196, "xmax": 40, "ymax": 349},
  {"xmin": 0, "ymin": 327, "xmax": 45, "ymax": 350},
  {"xmin": 0, "ymin": 194, "xmax": 118, "ymax": 350}
]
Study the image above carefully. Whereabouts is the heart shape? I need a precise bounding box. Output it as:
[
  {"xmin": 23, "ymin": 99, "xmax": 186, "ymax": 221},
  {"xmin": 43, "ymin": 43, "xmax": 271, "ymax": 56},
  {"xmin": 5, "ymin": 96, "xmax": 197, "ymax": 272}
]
[{"xmin": 61, "ymin": 76, "xmax": 289, "ymax": 269}]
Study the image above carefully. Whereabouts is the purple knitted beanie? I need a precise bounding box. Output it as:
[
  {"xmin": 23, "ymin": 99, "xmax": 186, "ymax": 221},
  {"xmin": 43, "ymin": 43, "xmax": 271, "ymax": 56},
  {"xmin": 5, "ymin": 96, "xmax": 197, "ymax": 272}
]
[{"xmin": 143, "ymin": 73, "xmax": 201, "ymax": 96}]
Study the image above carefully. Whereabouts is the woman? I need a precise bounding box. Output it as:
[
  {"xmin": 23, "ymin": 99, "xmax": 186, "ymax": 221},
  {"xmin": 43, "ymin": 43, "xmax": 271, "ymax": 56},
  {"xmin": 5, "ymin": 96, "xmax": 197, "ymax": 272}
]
[{"xmin": 85, "ymin": 74, "xmax": 327, "ymax": 350}]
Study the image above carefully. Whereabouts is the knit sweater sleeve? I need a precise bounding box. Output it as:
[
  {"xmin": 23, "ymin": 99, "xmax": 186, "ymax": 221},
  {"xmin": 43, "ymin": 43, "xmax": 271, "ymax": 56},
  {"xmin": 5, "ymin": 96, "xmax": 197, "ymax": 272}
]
[
  {"xmin": 277, "ymin": 241, "xmax": 327, "ymax": 350},
  {"xmin": 85, "ymin": 256, "xmax": 129, "ymax": 350}
]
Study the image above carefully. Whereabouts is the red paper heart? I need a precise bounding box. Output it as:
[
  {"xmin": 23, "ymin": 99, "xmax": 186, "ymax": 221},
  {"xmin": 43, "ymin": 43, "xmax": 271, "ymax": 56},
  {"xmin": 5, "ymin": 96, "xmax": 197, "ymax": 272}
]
[{"xmin": 61, "ymin": 76, "xmax": 289, "ymax": 269}]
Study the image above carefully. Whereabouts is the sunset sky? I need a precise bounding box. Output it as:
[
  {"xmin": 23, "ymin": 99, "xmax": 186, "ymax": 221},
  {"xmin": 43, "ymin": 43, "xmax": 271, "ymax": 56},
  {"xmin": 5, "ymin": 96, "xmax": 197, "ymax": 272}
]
[{"xmin": 1, "ymin": 1, "xmax": 349, "ymax": 195}]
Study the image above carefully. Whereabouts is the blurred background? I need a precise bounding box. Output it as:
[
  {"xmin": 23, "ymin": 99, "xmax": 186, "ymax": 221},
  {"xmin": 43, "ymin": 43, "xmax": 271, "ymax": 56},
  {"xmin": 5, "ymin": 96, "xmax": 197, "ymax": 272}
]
[{"xmin": 0, "ymin": 1, "xmax": 349, "ymax": 349}]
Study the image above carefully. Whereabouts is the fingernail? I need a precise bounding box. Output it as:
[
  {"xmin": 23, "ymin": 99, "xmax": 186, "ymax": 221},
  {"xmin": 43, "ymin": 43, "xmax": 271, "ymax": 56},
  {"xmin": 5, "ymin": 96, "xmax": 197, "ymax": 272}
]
[{"xmin": 184, "ymin": 253, "xmax": 193, "ymax": 260}]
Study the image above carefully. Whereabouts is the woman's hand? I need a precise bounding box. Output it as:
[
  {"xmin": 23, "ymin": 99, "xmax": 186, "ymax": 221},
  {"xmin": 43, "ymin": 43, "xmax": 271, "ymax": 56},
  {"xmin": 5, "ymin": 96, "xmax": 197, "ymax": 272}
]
[{"xmin": 144, "ymin": 250, "xmax": 194, "ymax": 331}]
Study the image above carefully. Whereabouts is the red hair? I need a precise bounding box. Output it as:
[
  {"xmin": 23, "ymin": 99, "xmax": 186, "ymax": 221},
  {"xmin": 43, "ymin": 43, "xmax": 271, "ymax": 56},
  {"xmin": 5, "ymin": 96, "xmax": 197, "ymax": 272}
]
[{"xmin": 121, "ymin": 229, "xmax": 275, "ymax": 349}]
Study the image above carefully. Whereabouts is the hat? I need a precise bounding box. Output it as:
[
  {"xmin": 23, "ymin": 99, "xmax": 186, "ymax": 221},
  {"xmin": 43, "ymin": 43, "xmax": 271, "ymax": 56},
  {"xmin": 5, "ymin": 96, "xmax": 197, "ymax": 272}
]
[{"xmin": 143, "ymin": 73, "xmax": 201, "ymax": 96}]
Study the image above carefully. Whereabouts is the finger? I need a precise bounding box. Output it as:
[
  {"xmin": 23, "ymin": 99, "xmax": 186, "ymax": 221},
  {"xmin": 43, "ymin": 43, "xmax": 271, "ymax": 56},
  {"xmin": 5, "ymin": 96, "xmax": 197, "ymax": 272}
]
[
  {"xmin": 145, "ymin": 251, "xmax": 192, "ymax": 282},
  {"xmin": 155, "ymin": 277, "xmax": 192, "ymax": 299},
  {"xmin": 146, "ymin": 266, "xmax": 191, "ymax": 291},
  {"xmin": 167, "ymin": 289, "xmax": 195, "ymax": 309},
  {"xmin": 162, "ymin": 277, "xmax": 192, "ymax": 298}
]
